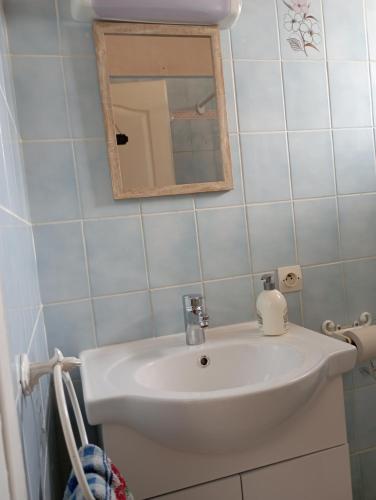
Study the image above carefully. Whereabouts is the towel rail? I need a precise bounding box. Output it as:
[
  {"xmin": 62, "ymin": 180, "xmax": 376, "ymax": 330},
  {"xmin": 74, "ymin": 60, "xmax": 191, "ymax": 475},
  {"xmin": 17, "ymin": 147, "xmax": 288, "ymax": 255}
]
[
  {"xmin": 54, "ymin": 362, "xmax": 95, "ymax": 500},
  {"xmin": 61, "ymin": 369, "xmax": 89, "ymax": 447},
  {"xmin": 20, "ymin": 349, "xmax": 95, "ymax": 500}
]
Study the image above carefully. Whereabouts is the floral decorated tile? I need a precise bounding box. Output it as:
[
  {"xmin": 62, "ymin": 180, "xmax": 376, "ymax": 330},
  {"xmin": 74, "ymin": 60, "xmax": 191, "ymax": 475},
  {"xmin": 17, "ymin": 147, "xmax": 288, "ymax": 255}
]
[{"xmin": 276, "ymin": 0, "xmax": 324, "ymax": 60}]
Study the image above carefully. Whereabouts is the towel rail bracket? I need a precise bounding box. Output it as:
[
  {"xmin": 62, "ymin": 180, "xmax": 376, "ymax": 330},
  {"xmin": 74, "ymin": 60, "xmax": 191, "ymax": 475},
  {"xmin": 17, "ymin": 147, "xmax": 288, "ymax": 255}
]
[
  {"xmin": 321, "ymin": 311, "xmax": 372, "ymax": 339},
  {"xmin": 20, "ymin": 348, "xmax": 81, "ymax": 395}
]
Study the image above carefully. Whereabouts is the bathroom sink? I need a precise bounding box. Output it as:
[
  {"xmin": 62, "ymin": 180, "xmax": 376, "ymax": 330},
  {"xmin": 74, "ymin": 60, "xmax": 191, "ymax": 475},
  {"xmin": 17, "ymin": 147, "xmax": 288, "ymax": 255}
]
[{"xmin": 80, "ymin": 322, "xmax": 356, "ymax": 453}]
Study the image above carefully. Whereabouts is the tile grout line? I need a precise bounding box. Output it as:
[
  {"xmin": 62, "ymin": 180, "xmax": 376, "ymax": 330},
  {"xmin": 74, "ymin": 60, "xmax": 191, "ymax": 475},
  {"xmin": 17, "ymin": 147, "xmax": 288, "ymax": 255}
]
[
  {"xmin": 29, "ymin": 215, "xmax": 45, "ymax": 346},
  {"xmin": 236, "ymin": 126, "xmax": 376, "ymax": 134},
  {"xmin": 229, "ymin": 28, "xmax": 258, "ymax": 309},
  {"xmin": 54, "ymin": 0, "xmax": 99, "ymax": 349},
  {"xmin": 320, "ymin": 0, "xmax": 351, "ymax": 325},
  {"xmin": 363, "ymin": 0, "xmax": 376, "ymax": 181},
  {"xmin": 139, "ymin": 211, "xmax": 157, "ymax": 338},
  {"xmin": 10, "ymin": 52, "xmax": 376, "ymax": 64},
  {"xmin": 26, "ymin": 189, "xmax": 376, "ymax": 226},
  {"xmin": 39, "ymin": 253, "xmax": 376, "ymax": 308},
  {"xmin": 0, "ymin": 80, "xmax": 19, "ymax": 136},
  {"xmin": 192, "ymin": 196, "xmax": 205, "ymax": 289},
  {"xmin": 273, "ymin": 0, "xmax": 303, "ymax": 325},
  {"xmin": 0, "ymin": 202, "xmax": 31, "ymax": 225},
  {"xmin": 79, "ymin": 221, "xmax": 98, "ymax": 347},
  {"xmin": 15, "ymin": 303, "xmax": 44, "ymax": 409},
  {"xmin": 0, "ymin": 4, "xmax": 22, "ymax": 136},
  {"xmin": 38, "ymin": 312, "xmax": 50, "ymax": 431},
  {"xmin": 0, "ymin": 111, "xmax": 12, "ymax": 210},
  {"xmin": 357, "ymin": 0, "xmax": 376, "ymax": 330},
  {"xmin": 26, "ymin": 305, "xmax": 43, "ymax": 354},
  {"xmin": 68, "ymin": 143, "xmax": 99, "ymax": 348},
  {"xmin": 0, "ymin": 45, "xmax": 28, "ymax": 219}
]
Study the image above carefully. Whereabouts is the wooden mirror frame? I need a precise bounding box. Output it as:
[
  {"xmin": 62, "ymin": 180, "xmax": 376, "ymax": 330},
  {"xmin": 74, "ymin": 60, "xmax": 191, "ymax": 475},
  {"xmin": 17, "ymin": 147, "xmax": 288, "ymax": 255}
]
[{"xmin": 93, "ymin": 22, "xmax": 233, "ymax": 200}]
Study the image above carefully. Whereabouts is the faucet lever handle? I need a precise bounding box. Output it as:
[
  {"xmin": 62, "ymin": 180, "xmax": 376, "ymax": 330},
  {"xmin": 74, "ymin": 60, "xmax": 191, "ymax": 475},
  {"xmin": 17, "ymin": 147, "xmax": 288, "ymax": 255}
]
[{"xmin": 200, "ymin": 313, "xmax": 209, "ymax": 328}]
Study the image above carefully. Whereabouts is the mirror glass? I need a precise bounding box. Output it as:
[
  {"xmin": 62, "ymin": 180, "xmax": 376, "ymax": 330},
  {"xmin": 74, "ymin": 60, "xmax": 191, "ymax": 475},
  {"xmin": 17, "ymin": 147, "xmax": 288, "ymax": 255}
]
[{"xmin": 94, "ymin": 24, "xmax": 232, "ymax": 199}]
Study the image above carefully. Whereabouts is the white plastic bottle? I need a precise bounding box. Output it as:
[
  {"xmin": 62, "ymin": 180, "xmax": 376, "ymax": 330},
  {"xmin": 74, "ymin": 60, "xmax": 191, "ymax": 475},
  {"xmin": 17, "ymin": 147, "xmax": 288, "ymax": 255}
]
[{"xmin": 256, "ymin": 274, "xmax": 288, "ymax": 336}]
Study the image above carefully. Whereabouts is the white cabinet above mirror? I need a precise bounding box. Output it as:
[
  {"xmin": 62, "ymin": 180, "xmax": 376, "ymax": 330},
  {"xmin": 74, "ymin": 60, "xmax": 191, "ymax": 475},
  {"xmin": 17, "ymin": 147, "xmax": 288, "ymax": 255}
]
[{"xmin": 94, "ymin": 22, "xmax": 233, "ymax": 200}]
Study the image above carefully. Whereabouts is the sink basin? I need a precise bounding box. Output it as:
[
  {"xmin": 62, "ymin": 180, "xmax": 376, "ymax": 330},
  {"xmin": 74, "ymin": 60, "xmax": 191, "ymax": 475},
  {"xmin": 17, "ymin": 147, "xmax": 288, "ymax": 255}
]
[
  {"xmin": 80, "ymin": 322, "xmax": 356, "ymax": 453},
  {"xmin": 134, "ymin": 342, "xmax": 305, "ymax": 392}
]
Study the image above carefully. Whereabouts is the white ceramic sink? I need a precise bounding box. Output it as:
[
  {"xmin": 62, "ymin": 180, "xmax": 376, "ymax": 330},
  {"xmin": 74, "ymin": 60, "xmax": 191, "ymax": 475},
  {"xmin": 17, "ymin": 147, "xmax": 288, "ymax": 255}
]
[{"xmin": 80, "ymin": 322, "xmax": 356, "ymax": 453}]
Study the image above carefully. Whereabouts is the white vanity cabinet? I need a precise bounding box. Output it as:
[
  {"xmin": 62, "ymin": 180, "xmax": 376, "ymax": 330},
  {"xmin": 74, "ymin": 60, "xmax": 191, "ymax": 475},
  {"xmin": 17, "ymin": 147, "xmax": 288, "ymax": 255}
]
[
  {"xmin": 103, "ymin": 377, "xmax": 353, "ymax": 499},
  {"xmin": 149, "ymin": 476, "xmax": 242, "ymax": 500},
  {"xmin": 149, "ymin": 445, "xmax": 351, "ymax": 500},
  {"xmin": 241, "ymin": 445, "xmax": 352, "ymax": 500}
]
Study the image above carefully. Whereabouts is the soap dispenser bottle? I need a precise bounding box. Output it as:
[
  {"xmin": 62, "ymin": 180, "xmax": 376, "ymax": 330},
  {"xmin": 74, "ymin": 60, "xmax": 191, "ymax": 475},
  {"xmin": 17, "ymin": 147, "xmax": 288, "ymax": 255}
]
[{"xmin": 256, "ymin": 274, "xmax": 288, "ymax": 336}]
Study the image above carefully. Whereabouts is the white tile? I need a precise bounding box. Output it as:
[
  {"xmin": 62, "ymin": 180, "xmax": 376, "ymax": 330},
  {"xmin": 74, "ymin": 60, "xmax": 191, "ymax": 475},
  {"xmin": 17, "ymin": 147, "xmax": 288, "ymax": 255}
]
[
  {"xmin": 44, "ymin": 301, "xmax": 96, "ymax": 357},
  {"xmin": 242, "ymin": 132, "xmax": 291, "ymax": 203},
  {"xmin": 234, "ymin": 61, "xmax": 285, "ymax": 132},
  {"xmin": 4, "ymin": 0, "xmax": 59, "ymax": 55},
  {"xmin": 247, "ymin": 202, "xmax": 296, "ymax": 273},
  {"xmin": 323, "ymin": 0, "xmax": 367, "ymax": 60},
  {"xmin": 84, "ymin": 217, "xmax": 148, "ymax": 296},
  {"xmin": 74, "ymin": 140, "xmax": 140, "ymax": 218},
  {"xmin": 302, "ymin": 264, "xmax": 347, "ymax": 331},
  {"xmin": 338, "ymin": 194, "xmax": 376, "ymax": 259},
  {"xmin": 283, "ymin": 61, "xmax": 330, "ymax": 129},
  {"xmin": 143, "ymin": 212, "xmax": 201, "ymax": 288},
  {"xmin": 12, "ymin": 56, "xmax": 69, "ymax": 140},
  {"xmin": 294, "ymin": 198, "xmax": 339, "ymax": 265},
  {"xmin": 328, "ymin": 62, "xmax": 372, "ymax": 128},
  {"xmin": 204, "ymin": 277, "xmax": 255, "ymax": 327},
  {"xmin": 93, "ymin": 292, "xmax": 153, "ymax": 346},
  {"xmin": 197, "ymin": 207, "xmax": 250, "ymax": 280},
  {"xmin": 366, "ymin": 0, "xmax": 376, "ymax": 60},
  {"xmin": 231, "ymin": 0, "xmax": 279, "ymax": 60},
  {"xmin": 289, "ymin": 131, "xmax": 335, "ymax": 198},
  {"xmin": 333, "ymin": 128, "xmax": 376, "ymax": 194}
]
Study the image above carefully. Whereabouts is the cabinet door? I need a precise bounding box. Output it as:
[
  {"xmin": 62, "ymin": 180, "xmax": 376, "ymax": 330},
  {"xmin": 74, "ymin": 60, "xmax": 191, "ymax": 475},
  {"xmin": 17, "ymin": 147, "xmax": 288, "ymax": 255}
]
[
  {"xmin": 149, "ymin": 475, "xmax": 242, "ymax": 500},
  {"xmin": 241, "ymin": 445, "xmax": 352, "ymax": 500}
]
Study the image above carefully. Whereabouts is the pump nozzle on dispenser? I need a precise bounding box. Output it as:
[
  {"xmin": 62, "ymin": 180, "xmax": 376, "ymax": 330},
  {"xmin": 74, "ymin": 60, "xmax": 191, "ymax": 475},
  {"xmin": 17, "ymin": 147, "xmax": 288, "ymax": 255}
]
[{"xmin": 261, "ymin": 274, "xmax": 275, "ymax": 290}]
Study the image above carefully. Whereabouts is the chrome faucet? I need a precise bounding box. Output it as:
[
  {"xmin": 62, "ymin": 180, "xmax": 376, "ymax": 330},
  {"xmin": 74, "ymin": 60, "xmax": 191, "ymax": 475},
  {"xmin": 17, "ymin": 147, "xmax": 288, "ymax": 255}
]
[{"xmin": 183, "ymin": 294, "xmax": 209, "ymax": 346}]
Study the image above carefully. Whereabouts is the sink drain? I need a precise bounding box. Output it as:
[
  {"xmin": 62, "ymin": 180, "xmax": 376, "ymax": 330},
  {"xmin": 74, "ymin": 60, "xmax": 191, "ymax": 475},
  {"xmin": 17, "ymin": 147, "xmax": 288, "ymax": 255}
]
[{"xmin": 199, "ymin": 355, "xmax": 210, "ymax": 367}]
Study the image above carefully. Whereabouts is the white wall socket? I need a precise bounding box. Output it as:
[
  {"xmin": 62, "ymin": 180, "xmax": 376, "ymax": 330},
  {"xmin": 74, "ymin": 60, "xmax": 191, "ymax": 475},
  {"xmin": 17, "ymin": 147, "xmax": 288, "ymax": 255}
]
[{"xmin": 278, "ymin": 265, "xmax": 303, "ymax": 293}]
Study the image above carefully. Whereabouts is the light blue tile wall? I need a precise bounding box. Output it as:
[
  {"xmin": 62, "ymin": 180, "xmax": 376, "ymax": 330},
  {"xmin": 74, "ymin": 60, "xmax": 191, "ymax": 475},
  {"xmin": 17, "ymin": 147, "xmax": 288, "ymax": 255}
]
[
  {"xmin": 5, "ymin": 0, "xmax": 376, "ymax": 497},
  {"xmin": 0, "ymin": 2, "xmax": 49, "ymax": 499}
]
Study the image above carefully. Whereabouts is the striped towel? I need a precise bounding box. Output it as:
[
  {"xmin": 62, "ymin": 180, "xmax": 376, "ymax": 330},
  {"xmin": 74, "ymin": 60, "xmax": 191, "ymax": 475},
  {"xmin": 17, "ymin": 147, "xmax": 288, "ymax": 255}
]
[{"xmin": 63, "ymin": 444, "xmax": 133, "ymax": 500}]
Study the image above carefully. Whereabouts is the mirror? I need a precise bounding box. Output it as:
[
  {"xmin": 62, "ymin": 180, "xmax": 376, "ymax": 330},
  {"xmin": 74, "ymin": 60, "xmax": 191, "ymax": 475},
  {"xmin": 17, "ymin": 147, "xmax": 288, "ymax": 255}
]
[{"xmin": 94, "ymin": 22, "xmax": 233, "ymax": 199}]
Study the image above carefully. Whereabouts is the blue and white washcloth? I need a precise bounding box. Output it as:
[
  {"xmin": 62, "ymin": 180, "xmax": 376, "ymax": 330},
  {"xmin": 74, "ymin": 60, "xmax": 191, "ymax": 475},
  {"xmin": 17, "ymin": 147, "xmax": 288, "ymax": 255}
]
[{"xmin": 63, "ymin": 444, "xmax": 132, "ymax": 500}]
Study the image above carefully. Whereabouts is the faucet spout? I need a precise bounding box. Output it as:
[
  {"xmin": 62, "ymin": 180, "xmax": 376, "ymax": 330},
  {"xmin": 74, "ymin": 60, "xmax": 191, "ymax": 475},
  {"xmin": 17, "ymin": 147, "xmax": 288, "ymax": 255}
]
[{"xmin": 183, "ymin": 294, "xmax": 209, "ymax": 346}]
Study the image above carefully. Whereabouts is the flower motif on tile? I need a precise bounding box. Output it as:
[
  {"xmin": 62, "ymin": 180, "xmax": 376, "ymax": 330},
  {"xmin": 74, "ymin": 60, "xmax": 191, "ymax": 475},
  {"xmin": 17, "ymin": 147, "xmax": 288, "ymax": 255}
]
[
  {"xmin": 282, "ymin": 0, "xmax": 321, "ymax": 56},
  {"xmin": 292, "ymin": 0, "xmax": 310, "ymax": 14}
]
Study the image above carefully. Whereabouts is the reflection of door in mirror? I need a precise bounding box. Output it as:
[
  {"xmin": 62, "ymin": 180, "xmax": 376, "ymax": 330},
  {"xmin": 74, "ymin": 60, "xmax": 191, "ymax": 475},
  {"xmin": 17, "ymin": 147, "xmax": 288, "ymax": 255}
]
[{"xmin": 110, "ymin": 80, "xmax": 175, "ymax": 189}]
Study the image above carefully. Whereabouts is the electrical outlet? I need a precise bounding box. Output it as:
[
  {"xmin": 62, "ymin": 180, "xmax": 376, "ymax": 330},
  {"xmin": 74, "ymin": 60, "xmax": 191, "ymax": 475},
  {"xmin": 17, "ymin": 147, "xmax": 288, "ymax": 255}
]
[{"xmin": 278, "ymin": 265, "xmax": 303, "ymax": 293}]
